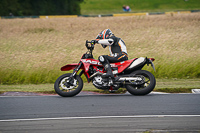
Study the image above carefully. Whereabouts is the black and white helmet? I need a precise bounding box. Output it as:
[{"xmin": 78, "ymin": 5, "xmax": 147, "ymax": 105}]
[{"xmin": 96, "ymin": 29, "xmax": 113, "ymax": 39}]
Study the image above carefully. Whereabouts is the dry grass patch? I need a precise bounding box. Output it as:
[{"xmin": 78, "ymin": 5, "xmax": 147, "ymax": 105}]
[{"xmin": 0, "ymin": 13, "xmax": 200, "ymax": 84}]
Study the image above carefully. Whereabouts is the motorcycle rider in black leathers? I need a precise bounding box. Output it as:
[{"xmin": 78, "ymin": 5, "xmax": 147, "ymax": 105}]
[{"xmin": 94, "ymin": 29, "xmax": 128, "ymax": 78}]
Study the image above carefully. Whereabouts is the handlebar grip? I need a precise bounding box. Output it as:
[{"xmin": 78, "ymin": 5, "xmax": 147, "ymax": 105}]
[{"xmin": 86, "ymin": 40, "xmax": 97, "ymax": 44}]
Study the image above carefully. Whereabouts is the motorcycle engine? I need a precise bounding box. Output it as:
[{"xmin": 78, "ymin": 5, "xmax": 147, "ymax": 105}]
[
  {"xmin": 92, "ymin": 75, "xmax": 109, "ymax": 90},
  {"xmin": 92, "ymin": 75, "xmax": 120, "ymax": 90}
]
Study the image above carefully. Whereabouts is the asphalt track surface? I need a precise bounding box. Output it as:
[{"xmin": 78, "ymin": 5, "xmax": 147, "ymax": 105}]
[{"xmin": 0, "ymin": 92, "xmax": 200, "ymax": 133}]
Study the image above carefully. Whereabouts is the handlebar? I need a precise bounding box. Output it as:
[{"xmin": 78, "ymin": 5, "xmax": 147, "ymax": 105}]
[
  {"xmin": 86, "ymin": 40, "xmax": 92, "ymax": 43},
  {"xmin": 85, "ymin": 40, "xmax": 95, "ymax": 51}
]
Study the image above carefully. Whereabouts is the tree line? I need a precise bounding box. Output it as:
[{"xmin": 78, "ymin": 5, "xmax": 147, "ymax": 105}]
[{"xmin": 0, "ymin": 0, "xmax": 83, "ymax": 16}]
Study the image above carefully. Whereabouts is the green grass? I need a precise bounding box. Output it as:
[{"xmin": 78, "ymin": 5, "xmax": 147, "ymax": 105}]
[
  {"xmin": 0, "ymin": 79, "xmax": 199, "ymax": 94},
  {"xmin": 80, "ymin": 0, "xmax": 200, "ymax": 15},
  {"xmin": 154, "ymin": 78, "xmax": 200, "ymax": 93},
  {"xmin": 0, "ymin": 68, "xmax": 64, "ymax": 84}
]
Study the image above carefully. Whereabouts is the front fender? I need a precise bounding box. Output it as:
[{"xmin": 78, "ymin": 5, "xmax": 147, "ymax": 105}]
[
  {"xmin": 60, "ymin": 62, "xmax": 91, "ymax": 72},
  {"xmin": 61, "ymin": 63, "xmax": 78, "ymax": 71}
]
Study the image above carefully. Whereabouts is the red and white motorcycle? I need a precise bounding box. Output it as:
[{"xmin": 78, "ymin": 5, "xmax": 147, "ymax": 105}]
[{"xmin": 54, "ymin": 40, "xmax": 156, "ymax": 97}]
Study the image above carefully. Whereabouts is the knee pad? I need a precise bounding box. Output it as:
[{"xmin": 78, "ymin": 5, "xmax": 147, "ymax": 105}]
[{"xmin": 98, "ymin": 56, "xmax": 105, "ymax": 63}]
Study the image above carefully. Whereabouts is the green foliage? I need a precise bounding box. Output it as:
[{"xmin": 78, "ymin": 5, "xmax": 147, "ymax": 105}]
[
  {"xmin": 0, "ymin": 0, "xmax": 83, "ymax": 16},
  {"xmin": 0, "ymin": 68, "xmax": 64, "ymax": 84},
  {"xmin": 81, "ymin": 0, "xmax": 200, "ymax": 15},
  {"xmin": 152, "ymin": 60, "xmax": 200, "ymax": 79},
  {"xmin": 1, "ymin": 59, "xmax": 199, "ymax": 84}
]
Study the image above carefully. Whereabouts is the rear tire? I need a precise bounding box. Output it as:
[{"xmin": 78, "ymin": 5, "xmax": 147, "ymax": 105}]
[
  {"xmin": 125, "ymin": 70, "xmax": 156, "ymax": 95},
  {"xmin": 54, "ymin": 73, "xmax": 83, "ymax": 97}
]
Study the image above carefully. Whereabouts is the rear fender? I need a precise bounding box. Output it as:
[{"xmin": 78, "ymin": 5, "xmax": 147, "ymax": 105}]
[
  {"xmin": 124, "ymin": 57, "xmax": 156, "ymax": 73},
  {"xmin": 148, "ymin": 58, "xmax": 155, "ymax": 62},
  {"xmin": 146, "ymin": 58, "xmax": 156, "ymax": 72}
]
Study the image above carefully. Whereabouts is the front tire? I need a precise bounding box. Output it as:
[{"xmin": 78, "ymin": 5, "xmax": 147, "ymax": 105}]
[
  {"xmin": 54, "ymin": 73, "xmax": 83, "ymax": 97},
  {"xmin": 125, "ymin": 70, "xmax": 156, "ymax": 95}
]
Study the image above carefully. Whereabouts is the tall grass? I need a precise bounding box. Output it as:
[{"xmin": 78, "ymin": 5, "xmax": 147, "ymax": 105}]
[{"xmin": 0, "ymin": 13, "xmax": 200, "ymax": 84}]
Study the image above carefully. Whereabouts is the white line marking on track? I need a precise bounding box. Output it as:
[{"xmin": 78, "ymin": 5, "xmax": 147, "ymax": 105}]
[{"xmin": 0, "ymin": 115, "xmax": 200, "ymax": 122}]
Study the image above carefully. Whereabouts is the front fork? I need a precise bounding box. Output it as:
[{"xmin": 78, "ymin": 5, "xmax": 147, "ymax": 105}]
[
  {"xmin": 71, "ymin": 61, "xmax": 83, "ymax": 77},
  {"xmin": 64, "ymin": 62, "xmax": 83, "ymax": 87}
]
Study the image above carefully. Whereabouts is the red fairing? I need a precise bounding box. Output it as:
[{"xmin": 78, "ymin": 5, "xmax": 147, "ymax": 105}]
[
  {"xmin": 81, "ymin": 59, "xmax": 101, "ymax": 72},
  {"xmin": 60, "ymin": 59, "xmax": 100, "ymax": 72},
  {"xmin": 111, "ymin": 59, "xmax": 136, "ymax": 73},
  {"xmin": 60, "ymin": 58, "xmax": 138, "ymax": 74},
  {"xmin": 81, "ymin": 58, "xmax": 137, "ymax": 74},
  {"xmin": 61, "ymin": 63, "xmax": 78, "ymax": 71}
]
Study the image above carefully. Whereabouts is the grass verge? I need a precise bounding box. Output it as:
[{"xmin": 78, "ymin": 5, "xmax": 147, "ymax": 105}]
[{"xmin": 0, "ymin": 79, "xmax": 199, "ymax": 94}]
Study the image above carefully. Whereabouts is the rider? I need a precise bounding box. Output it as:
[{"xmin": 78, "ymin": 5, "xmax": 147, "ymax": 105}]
[{"xmin": 94, "ymin": 29, "xmax": 128, "ymax": 78}]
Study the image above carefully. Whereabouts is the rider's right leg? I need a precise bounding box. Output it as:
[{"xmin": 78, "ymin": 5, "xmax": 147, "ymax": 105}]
[{"xmin": 98, "ymin": 55, "xmax": 114, "ymax": 78}]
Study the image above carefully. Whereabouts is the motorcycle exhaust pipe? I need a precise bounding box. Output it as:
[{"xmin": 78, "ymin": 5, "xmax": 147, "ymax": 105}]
[
  {"xmin": 89, "ymin": 72, "xmax": 102, "ymax": 79},
  {"xmin": 118, "ymin": 77, "xmax": 142, "ymax": 81},
  {"xmin": 89, "ymin": 72, "xmax": 142, "ymax": 82}
]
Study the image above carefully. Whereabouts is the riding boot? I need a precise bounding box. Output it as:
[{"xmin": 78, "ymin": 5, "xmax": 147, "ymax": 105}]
[{"xmin": 102, "ymin": 63, "xmax": 114, "ymax": 78}]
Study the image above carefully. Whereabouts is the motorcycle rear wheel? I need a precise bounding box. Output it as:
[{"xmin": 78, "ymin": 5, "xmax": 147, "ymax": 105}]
[
  {"xmin": 125, "ymin": 70, "xmax": 156, "ymax": 95},
  {"xmin": 54, "ymin": 73, "xmax": 83, "ymax": 97}
]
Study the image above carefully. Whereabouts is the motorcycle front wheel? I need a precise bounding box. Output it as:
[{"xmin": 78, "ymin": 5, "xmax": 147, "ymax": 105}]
[
  {"xmin": 125, "ymin": 70, "xmax": 156, "ymax": 95},
  {"xmin": 54, "ymin": 73, "xmax": 83, "ymax": 97}
]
